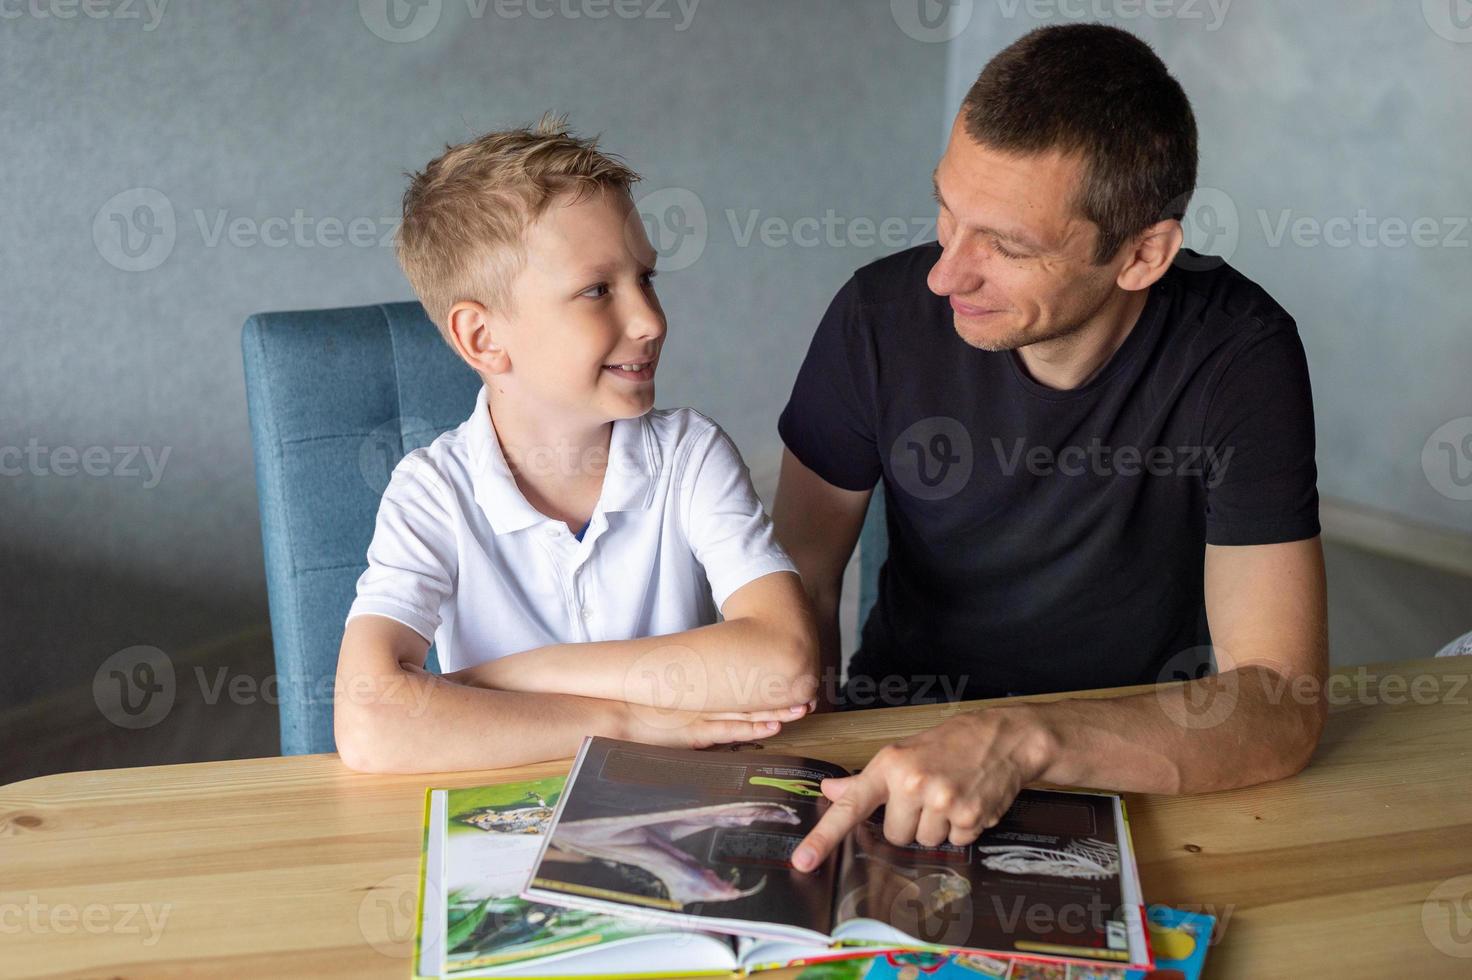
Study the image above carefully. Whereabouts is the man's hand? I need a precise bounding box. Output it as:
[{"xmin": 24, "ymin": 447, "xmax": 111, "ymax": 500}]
[{"xmin": 791, "ymin": 707, "xmax": 1054, "ymax": 872}]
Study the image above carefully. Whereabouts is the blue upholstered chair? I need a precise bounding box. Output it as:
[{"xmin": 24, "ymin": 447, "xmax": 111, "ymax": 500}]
[
  {"xmin": 242, "ymin": 301, "xmax": 477, "ymax": 755},
  {"xmin": 243, "ymin": 298, "xmax": 893, "ymax": 755}
]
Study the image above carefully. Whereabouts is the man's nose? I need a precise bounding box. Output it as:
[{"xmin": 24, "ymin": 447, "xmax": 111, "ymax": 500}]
[{"xmin": 928, "ymin": 240, "xmax": 980, "ymax": 298}]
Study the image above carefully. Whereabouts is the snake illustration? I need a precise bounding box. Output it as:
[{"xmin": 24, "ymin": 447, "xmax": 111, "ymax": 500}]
[{"xmin": 547, "ymin": 801, "xmax": 801, "ymax": 907}]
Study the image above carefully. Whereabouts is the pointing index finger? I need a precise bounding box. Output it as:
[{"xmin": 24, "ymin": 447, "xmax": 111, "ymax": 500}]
[{"xmin": 791, "ymin": 769, "xmax": 885, "ymax": 873}]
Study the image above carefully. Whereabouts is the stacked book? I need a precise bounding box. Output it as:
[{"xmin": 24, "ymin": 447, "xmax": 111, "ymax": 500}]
[{"xmin": 412, "ymin": 737, "xmax": 1215, "ymax": 979}]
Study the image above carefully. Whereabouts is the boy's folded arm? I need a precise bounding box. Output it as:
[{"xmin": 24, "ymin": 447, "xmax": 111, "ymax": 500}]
[
  {"xmin": 333, "ymin": 614, "xmax": 613, "ymax": 773},
  {"xmin": 333, "ymin": 614, "xmax": 784, "ymax": 773},
  {"xmin": 449, "ymin": 569, "xmax": 820, "ymax": 713}
]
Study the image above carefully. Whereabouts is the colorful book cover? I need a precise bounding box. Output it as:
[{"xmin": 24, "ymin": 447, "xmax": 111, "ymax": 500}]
[{"xmin": 792, "ymin": 907, "xmax": 1215, "ymax": 980}]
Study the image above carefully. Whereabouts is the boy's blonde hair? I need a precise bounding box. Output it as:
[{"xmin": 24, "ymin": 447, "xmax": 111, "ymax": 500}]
[{"xmin": 396, "ymin": 114, "xmax": 641, "ymax": 341}]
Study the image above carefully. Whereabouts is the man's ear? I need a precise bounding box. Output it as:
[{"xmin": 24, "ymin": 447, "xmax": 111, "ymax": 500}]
[
  {"xmin": 446, "ymin": 300, "xmax": 512, "ymax": 377},
  {"xmin": 1116, "ymin": 218, "xmax": 1184, "ymax": 292}
]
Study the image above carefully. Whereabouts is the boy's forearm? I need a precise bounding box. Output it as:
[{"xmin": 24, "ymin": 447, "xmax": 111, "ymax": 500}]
[
  {"xmin": 451, "ymin": 616, "xmax": 817, "ymax": 712},
  {"xmin": 335, "ymin": 666, "xmax": 627, "ymax": 773}
]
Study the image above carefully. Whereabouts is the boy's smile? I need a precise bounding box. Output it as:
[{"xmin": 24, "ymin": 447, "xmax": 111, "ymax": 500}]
[{"xmin": 601, "ymin": 357, "xmax": 657, "ymax": 383}]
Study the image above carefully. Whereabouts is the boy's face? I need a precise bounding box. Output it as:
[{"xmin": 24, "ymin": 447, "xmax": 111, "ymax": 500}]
[{"xmin": 483, "ymin": 187, "xmax": 666, "ymax": 428}]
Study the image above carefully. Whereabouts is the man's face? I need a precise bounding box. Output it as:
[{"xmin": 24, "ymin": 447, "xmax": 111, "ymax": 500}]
[
  {"xmin": 928, "ymin": 114, "xmax": 1122, "ymax": 352},
  {"xmin": 494, "ymin": 187, "xmax": 666, "ymax": 424}
]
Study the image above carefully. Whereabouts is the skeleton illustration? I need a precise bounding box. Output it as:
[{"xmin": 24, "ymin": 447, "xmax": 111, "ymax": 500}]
[
  {"xmin": 973, "ymin": 838, "xmax": 1119, "ymax": 880},
  {"xmin": 546, "ymin": 801, "xmax": 800, "ymax": 907}
]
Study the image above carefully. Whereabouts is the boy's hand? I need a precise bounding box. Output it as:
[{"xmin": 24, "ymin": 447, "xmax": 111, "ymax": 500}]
[
  {"xmin": 617, "ymin": 699, "xmax": 816, "ymax": 750},
  {"xmin": 703, "ymin": 699, "xmax": 816, "ymax": 723}
]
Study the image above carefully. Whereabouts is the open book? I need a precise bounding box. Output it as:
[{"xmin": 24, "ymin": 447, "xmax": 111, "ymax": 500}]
[{"xmin": 521, "ymin": 737, "xmax": 1151, "ymax": 974}]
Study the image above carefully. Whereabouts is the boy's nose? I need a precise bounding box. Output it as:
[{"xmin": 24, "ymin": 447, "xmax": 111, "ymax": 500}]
[{"xmin": 626, "ymin": 297, "xmax": 667, "ymax": 341}]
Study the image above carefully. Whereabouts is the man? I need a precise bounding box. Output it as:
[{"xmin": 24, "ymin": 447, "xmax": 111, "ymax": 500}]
[{"xmin": 774, "ymin": 24, "xmax": 1328, "ymax": 873}]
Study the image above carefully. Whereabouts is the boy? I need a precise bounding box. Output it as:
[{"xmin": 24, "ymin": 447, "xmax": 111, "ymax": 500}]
[{"xmin": 335, "ymin": 116, "xmax": 819, "ymax": 773}]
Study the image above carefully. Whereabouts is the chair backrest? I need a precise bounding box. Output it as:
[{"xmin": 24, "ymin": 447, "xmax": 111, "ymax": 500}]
[
  {"xmin": 857, "ymin": 481, "xmax": 888, "ymax": 631},
  {"xmin": 242, "ymin": 301, "xmax": 479, "ymax": 755}
]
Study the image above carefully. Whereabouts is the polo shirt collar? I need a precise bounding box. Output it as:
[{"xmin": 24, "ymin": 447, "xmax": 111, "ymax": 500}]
[{"xmin": 465, "ymin": 385, "xmax": 659, "ymax": 535}]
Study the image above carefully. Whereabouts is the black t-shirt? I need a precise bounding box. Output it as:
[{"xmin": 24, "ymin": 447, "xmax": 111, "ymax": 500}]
[{"xmin": 778, "ymin": 243, "xmax": 1319, "ymax": 706}]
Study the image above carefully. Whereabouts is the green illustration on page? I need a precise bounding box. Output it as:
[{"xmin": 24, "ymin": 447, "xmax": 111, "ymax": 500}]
[{"xmin": 427, "ymin": 778, "xmax": 674, "ymax": 978}]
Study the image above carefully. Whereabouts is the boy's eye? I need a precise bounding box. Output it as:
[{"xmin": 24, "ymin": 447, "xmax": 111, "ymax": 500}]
[{"xmin": 579, "ymin": 270, "xmax": 657, "ymax": 299}]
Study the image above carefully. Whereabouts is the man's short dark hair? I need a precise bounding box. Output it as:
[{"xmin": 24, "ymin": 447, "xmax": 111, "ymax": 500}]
[{"xmin": 961, "ymin": 23, "xmax": 1198, "ymax": 264}]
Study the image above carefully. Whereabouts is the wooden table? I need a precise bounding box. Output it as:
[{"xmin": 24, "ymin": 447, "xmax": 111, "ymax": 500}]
[{"xmin": 4, "ymin": 655, "xmax": 1471, "ymax": 979}]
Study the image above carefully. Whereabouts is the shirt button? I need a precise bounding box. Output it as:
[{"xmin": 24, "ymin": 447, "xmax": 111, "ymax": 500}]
[
  {"xmin": 581, "ymin": 607, "xmax": 593, "ymax": 621},
  {"xmin": 544, "ymin": 525, "xmax": 560, "ymax": 537}
]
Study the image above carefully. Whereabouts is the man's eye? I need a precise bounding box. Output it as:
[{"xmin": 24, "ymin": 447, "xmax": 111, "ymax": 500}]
[
  {"xmin": 581, "ymin": 283, "xmax": 610, "ymax": 299},
  {"xmin": 640, "ymin": 270, "xmax": 658, "ymax": 287},
  {"xmin": 992, "ymin": 238, "xmax": 1025, "ymax": 260}
]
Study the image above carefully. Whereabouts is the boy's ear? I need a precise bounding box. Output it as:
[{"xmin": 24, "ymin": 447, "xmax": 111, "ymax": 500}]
[{"xmin": 446, "ymin": 300, "xmax": 512, "ymax": 376}]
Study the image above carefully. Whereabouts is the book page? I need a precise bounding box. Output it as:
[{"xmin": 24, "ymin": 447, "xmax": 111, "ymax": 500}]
[
  {"xmin": 527, "ymin": 737, "xmax": 850, "ymax": 941},
  {"xmin": 430, "ymin": 779, "xmax": 734, "ymax": 977},
  {"xmin": 833, "ymin": 789, "xmax": 1139, "ymax": 967}
]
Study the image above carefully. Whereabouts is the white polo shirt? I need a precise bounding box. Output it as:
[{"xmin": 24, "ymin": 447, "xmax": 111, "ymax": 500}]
[{"xmin": 345, "ymin": 386, "xmax": 797, "ymax": 672}]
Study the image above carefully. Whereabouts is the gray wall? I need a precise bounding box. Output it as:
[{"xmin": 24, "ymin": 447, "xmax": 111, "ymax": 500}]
[
  {"xmin": 5, "ymin": 0, "xmax": 1466, "ymax": 773},
  {"xmin": 0, "ymin": 0, "xmax": 949, "ymax": 715},
  {"xmin": 945, "ymin": 0, "xmax": 1472, "ymax": 535}
]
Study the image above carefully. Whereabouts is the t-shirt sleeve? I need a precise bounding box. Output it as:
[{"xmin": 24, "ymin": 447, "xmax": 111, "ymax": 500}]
[
  {"xmin": 345, "ymin": 450, "xmax": 457, "ymax": 642},
  {"xmin": 678, "ymin": 419, "xmax": 799, "ymax": 611},
  {"xmin": 1201, "ymin": 318, "xmax": 1321, "ymax": 545},
  {"xmin": 777, "ymin": 277, "xmax": 883, "ymax": 491}
]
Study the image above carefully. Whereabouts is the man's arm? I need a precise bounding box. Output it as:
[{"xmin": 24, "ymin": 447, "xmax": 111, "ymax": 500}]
[
  {"xmin": 792, "ymin": 536, "xmax": 1329, "ymax": 870},
  {"xmin": 771, "ymin": 448, "xmax": 874, "ymax": 711},
  {"xmin": 1030, "ymin": 537, "xmax": 1329, "ymax": 790},
  {"xmin": 334, "ymin": 614, "xmax": 795, "ymax": 774},
  {"xmin": 454, "ymin": 569, "xmax": 820, "ymax": 713}
]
